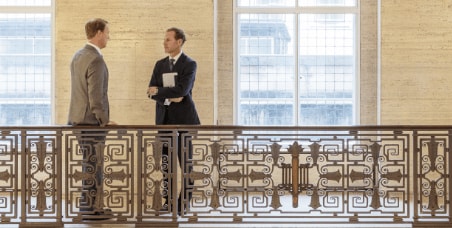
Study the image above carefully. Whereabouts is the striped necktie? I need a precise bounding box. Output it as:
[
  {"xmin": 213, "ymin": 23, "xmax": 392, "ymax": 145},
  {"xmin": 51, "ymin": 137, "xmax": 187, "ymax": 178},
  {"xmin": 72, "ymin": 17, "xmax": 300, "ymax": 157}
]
[{"xmin": 169, "ymin": 58, "xmax": 175, "ymax": 71}]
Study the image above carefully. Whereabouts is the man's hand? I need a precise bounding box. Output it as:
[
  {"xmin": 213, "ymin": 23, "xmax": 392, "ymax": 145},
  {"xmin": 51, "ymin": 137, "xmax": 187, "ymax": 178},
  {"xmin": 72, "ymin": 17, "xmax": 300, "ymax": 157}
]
[
  {"xmin": 147, "ymin": 86, "xmax": 158, "ymax": 96},
  {"xmin": 107, "ymin": 120, "xmax": 118, "ymax": 125},
  {"xmin": 169, "ymin": 97, "xmax": 183, "ymax": 103}
]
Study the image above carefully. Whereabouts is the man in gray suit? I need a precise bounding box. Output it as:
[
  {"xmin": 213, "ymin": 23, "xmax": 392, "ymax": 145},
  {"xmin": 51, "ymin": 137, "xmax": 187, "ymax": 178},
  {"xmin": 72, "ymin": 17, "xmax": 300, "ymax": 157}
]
[
  {"xmin": 68, "ymin": 18, "xmax": 112, "ymax": 127},
  {"xmin": 68, "ymin": 18, "xmax": 116, "ymax": 219}
]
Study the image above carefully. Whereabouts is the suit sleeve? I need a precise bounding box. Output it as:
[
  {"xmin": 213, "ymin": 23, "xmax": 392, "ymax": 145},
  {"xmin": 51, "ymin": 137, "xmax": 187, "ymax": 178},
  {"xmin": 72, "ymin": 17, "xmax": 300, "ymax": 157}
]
[
  {"xmin": 153, "ymin": 60, "xmax": 197, "ymax": 99},
  {"xmin": 87, "ymin": 56, "xmax": 109, "ymax": 126},
  {"xmin": 149, "ymin": 61, "xmax": 166, "ymax": 105}
]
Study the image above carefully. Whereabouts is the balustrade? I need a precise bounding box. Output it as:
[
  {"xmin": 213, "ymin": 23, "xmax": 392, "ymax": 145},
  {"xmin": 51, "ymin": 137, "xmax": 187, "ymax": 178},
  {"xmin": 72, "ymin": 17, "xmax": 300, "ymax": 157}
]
[{"xmin": 0, "ymin": 125, "xmax": 450, "ymax": 227}]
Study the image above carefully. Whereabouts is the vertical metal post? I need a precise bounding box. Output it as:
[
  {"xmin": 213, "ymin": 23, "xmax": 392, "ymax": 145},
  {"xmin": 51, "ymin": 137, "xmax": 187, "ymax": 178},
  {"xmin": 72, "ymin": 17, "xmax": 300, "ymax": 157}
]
[
  {"xmin": 448, "ymin": 130, "xmax": 452, "ymax": 225},
  {"xmin": 20, "ymin": 130, "xmax": 27, "ymax": 225},
  {"xmin": 412, "ymin": 130, "xmax": 419, "ymax": 224},
  {"xmin": 56, "ymin": 130, "xmax": 63, "ymax": 225},
  {"xmin": 172, "ymin": 130, "xmax": 178, "ymax": 218},
  {"xmin": 136, "ymin": 129, "xmax": 143, "ymax": 222}
]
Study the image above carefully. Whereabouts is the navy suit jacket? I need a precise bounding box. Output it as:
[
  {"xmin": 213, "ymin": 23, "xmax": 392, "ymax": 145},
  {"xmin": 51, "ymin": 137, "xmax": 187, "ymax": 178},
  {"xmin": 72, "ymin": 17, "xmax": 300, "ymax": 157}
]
[{"xmin": 148, "ymin": 53, "xmax": 200, "ymax": 125}]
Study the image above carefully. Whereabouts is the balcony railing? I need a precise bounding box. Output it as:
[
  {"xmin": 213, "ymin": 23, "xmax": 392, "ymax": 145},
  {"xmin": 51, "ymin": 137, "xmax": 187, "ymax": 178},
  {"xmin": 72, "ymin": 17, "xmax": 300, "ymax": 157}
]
[{"xmin": 0, "ymin": 125, "xmax": 451, "ymax": 227}]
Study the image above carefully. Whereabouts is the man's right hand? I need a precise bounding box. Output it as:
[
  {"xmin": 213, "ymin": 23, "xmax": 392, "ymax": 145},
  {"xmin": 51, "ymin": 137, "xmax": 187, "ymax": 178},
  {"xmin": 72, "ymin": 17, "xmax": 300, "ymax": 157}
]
[
  {"xmin": 169, "ymin": 97, "xmax": 183, "ymax": 103},
  {"xmin": 147, "ymin": 87, "xmax": 158, "ymax": 96},
  {"xmin": 107, "ymin": 120, "xmax": 118, "ymax": 125}
]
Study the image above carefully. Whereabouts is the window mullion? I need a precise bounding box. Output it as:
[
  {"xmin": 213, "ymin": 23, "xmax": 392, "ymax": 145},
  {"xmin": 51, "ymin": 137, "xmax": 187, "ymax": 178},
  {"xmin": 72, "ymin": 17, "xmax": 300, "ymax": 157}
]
[{"xmin": 294, "ymin": 13, "xmax": 300, "ymax": 126}]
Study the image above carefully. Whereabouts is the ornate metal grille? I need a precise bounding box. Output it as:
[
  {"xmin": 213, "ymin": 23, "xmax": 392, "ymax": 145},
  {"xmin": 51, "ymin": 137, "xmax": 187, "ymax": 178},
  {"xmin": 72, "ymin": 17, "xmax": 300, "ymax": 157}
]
[{"xmin": 0, "ymin": 126, "xmax": 450, "ymax": 227}]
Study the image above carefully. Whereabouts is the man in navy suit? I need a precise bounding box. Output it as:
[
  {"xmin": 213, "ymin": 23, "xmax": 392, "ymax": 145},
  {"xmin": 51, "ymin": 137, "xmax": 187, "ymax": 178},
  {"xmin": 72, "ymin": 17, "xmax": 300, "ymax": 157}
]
[{"xmin": 147, "ymin": 27, "xmax": 200, "ymax": 215}]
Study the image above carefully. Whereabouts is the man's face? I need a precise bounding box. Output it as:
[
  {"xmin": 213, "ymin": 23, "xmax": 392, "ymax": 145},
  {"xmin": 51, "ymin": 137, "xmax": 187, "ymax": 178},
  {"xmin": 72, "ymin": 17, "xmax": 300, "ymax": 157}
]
[
  {"xmin": 98, "ymin": 24, "xmax": 110, "ymax": 49},
  {"xmin": 163, "ymin": 31, "xmax": 181, "ymax": 56}
]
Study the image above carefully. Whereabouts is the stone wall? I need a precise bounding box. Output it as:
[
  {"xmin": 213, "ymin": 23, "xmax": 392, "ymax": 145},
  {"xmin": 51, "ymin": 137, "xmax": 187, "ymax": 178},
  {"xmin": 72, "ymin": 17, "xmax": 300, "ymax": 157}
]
[
  {"xmin": 55, "ymin": 0, "xmax": 214, "ymax": 125},
  {"xmin": 381, "ymin": 0, "xmax": 452, "ymax": 124}
]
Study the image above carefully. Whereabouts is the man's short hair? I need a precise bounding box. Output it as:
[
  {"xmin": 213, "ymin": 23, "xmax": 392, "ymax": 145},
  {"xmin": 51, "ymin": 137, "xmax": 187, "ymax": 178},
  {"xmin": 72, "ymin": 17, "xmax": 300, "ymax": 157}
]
[
  {"xmin": 167, "ymin": 27, "xmax": 186, "ymax": 44},
  {"xmin": 85, "ymin": 18, "xmax": 108, "ymax": 39}
]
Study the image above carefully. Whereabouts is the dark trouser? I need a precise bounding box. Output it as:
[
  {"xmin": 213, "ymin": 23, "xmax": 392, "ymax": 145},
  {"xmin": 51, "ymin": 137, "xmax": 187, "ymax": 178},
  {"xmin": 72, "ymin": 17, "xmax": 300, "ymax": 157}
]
[
  {"xmin": 78, "ymin": 131, "xmax": 106, "ymax": 213},
  {"xmin": 160, "ymin": 130, "xmax": 194, "ymax": 213}
]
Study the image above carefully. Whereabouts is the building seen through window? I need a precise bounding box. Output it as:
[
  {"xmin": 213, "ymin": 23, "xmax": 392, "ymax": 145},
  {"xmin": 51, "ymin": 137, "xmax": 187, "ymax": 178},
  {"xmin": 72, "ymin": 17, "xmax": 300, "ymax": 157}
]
[
  {"xmin": 237, "ymin": 0, "xmax": 357, "ymax": 126},
  {"xmin": 0, "ymin": 5, "xmax": 52, "ymax": 125}
]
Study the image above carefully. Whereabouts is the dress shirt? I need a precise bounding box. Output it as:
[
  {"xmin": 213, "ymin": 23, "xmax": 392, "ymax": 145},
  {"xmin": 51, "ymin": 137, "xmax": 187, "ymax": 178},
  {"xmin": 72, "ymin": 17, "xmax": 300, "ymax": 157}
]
[{"xmin": 164, "ymin": 51, "xmax": 183, "ymax": 106}]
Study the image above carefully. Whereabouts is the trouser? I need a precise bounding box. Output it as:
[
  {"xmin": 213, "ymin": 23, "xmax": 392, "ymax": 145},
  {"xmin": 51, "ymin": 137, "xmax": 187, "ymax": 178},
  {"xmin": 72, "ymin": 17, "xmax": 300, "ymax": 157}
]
[{"xmin": 78, "ymin": 130, "xmax": 106, "ymax": 212}]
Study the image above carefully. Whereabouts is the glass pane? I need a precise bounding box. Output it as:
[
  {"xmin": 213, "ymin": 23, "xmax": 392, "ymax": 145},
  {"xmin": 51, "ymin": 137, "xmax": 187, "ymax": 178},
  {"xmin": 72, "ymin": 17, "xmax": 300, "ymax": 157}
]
[
  {"xmin": 0, "ymin": 0, "xmax": 51, "ymax": 6},
  {"xmin": 0, "ymin": 14, "xmax": 51, "ymax": 125},
  {"xmin": 299, "ymin": 14, "xmax": 355, "ymax": 125},
  {"xmin": 238, "ymin": 0, "xmax": 295, "ymax": 7},
  {"xmin": 238, "ymin": 14, "xmax": 295, "ymax": 125},
  {"xmin": 299, "ymin": 0, "xmax": 357, "ymax": 7}
]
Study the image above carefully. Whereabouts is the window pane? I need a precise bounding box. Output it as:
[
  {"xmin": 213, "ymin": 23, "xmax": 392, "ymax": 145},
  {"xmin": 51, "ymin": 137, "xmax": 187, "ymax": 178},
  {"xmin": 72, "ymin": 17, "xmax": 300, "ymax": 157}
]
[
  {"xmin": 299, "ymin": 14, "xmax": 355, "ymax": 125},
  {"xmin": 299, "ymin": 0, "xmax": 357, "ymax": 7},
  {"xmin": 238, "ymin": 14, "xmax": 295, "ymax": 125},
  {"xmin": 0, "ymin": 0, "xmax": 50, "ymax": 6},
  {"xmin": 0, "ymin": 14, "xmax": 51, "ymax": 125},
  {"xmin": 238, "ymin": 0, "xmax": 295, "ymax": 7}
]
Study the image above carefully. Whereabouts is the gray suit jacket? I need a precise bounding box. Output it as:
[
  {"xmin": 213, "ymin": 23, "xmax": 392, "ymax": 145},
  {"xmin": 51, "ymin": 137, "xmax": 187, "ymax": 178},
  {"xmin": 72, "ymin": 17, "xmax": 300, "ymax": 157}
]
[{"xmin": 67, "ymin": 44, "xmax": 109, "ymax": 126}]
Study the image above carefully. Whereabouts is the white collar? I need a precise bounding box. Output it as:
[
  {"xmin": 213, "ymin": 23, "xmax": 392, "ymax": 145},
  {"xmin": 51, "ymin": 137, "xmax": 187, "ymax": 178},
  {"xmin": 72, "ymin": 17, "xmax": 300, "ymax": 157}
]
[
  {"xmin": 169, "ymin": 51, "xmax": 182, "ymax": 63},
  {"xmin": 87, "ymin": 42, "xmax": 102, "ymax": 56}
]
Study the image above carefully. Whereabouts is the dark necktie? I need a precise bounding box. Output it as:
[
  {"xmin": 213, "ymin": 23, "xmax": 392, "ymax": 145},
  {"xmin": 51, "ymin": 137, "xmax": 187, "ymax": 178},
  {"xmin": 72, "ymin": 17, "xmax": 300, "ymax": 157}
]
[{"xmin": 169, "ymin": 58, "xmax": 175, "ymax": 71}]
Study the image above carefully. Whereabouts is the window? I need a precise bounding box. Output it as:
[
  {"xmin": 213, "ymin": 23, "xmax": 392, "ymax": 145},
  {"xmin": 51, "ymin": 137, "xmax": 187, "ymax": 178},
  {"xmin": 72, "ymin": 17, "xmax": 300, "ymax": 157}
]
[
  {"xmin": 236, "ymin": 0, "xmax": 358, "ymax": 126},
  {"xmin": 0, "ymin": 1, "xmax": 52, "ymax": 125}
]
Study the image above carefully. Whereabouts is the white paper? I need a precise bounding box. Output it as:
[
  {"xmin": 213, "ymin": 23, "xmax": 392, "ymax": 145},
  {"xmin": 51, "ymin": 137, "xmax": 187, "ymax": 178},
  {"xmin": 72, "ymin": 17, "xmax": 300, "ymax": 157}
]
[{"xmin": 162, "ymin": 72, "xmax": 177, "ymax": 87}]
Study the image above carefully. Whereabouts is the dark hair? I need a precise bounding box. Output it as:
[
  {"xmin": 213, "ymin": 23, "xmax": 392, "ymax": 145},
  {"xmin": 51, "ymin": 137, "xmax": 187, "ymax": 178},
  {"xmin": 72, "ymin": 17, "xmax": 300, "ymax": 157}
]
[
  {"xmin": 167, "ymin": 27, "xmax": 186, "ymax": 45},
  {"xmin": 85, "ymin": 18, "xmax": 108, "ymax": 39}
]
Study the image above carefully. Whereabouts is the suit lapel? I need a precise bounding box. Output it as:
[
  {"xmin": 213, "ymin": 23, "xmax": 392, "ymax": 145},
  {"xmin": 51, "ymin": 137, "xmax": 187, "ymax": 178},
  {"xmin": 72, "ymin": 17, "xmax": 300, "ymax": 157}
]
[{"xmin": 173, "ymin": 53, "xmax": 187, "ymax": 71}]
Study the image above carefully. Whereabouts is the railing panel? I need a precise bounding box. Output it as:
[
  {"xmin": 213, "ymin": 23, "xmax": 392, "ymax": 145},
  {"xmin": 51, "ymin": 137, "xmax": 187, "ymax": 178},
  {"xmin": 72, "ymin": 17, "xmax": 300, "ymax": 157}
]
[
  {"xmin": 139, "ymin": 130, "xmax": 178, "ymax": 220},
  {"xmin": 64, "ymin": 129, "xmax": 135, "ymax": 222},
  {"xmin": 413, "ymin": 131, "xmax": 451, "ymax": 224},
  {"xmin": 0, "ymin": 130, "xmax": 18, "ymax": 223},
  {"xmin": 186, "ymin": 130, "xmax": 411, "ymax": 223},
  {"xmin": 22, "ymin": 130, "xmax": 62, "ymax": 226}
]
